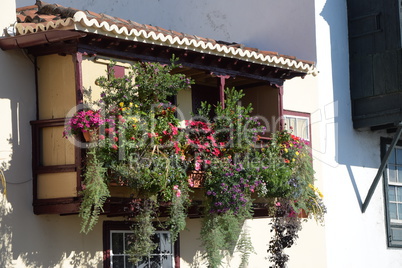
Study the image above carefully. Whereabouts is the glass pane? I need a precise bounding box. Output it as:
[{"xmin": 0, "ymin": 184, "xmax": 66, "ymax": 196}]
[
  {"xmin": 287, "ymin": 118, "xmax": 296, "ymax": 132},
  {"xmin": 388, "ymin": 148, "xmax": 396, "ymax": 164},
  {"xmin": 152, "ymin": 234, "xmax": 160, "ymax": 254},
  {"xmin": 398, "ymin": 187, "xmax": 402, "ymax": 202},
  {"xmin": 159, "ymin": 233, "xmax": 172, "ymax": 254},
  {"xmin": 125, "ymin": 233, "xmax": 135, "ymax": 252},
  {"xmin": 150, "ymin": 255, "xmax": 161, "ymax": 268},
  {"xmin": 398, "ymin": 204, "xmax": 402, "ymax": 220},
  {"xmin": 112, "ymin": 256, "xmax": 124, "ymax": 268},
  {"xmin": 112, "ymin": 233, "xmax": 124, "ymax": 254},
  {"xmin": 296, "ymin": 118, "xmax": 308, "ymax": 140},
  {"xmin": 397, "ymin": 148, "xmax": 402, "ymax": 164},
  {"xmin": 125, "ymin": 256, "xmax": 137, "ymax": 268},
  {"xmin": 388, "ymin": 165, "xmax": 397, "ymax": 182},
  {"xmin": 398, "ymin": 167, "xmax": 402, "ymax": 183},
  {"xmin": 391, "ymin": 227, "xmax": 402, "ymax": 241},
  {"xmin": 136, "ymin": 256, "xmax": 149, "ymax": 268},
  {"xmin": 389, "ymin": 186, "xmax": 396, "ymax": 201},
  {"xmin": 161, "ymin": 254, "xmax": 173, "ymax": 268},
  {"xmin": 390, "ymin": 203, "xmax": 397, "ymax": 219}
]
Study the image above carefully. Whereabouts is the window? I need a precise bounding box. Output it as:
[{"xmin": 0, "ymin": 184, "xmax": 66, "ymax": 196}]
[
  {"xmin": 108, "ymin": 65, "xmax": 125, "ymax": 78},
  {"xmin": 383, "ymin": 139, "xmax": 402, "ymax": 247},
  {"xmin": 283, "ymin": 111, "xmax": 310, "ymax": 141},
  {"xmin": 103, "ymin": 221, "xmax": 179, "ymax": 268}
]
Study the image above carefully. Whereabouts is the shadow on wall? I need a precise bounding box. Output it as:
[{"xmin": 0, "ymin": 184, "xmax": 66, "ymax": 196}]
[
  {"xmin": 0, "ymin": 194, "xmax": 13, "ymax": 267},
  {"xmin": 0, "ymin": 49, "xmax": 103, "ymax": 267},
  {"xmin": 319, "ymin": 0, "xmax": 393, "ymax": 212}
]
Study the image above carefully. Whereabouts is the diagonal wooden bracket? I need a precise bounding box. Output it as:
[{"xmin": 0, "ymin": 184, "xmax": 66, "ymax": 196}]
[{"xmin": 362, "ymin": 122, "xmax": 402, "ymax": 213}]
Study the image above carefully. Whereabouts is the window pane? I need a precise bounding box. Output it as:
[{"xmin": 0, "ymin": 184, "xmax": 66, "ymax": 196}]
[
  {"xmin": 388, "ymin": 149, "xmax": 396, "ymax": 164},
  {"xmin": 161, "ymin": 254, "xmax": 173, "ymax": 268},
  {"xmin": 125, "ymin": 233, "xmax": 135, "ymax": 252},
  {"xmin": 391, "ymin": 227, "xmax": 402, "ymax": 241},
  {"xmin": 151, "ymin": 234, "xmax": 160, "ymax": 254},
  {"xmin": 389, "ymin": 165, "xmax": 397, "ymax": 182},
  {"xmin": 389, "ymin": 186, "xmax": 396, "ymax": 201},
  {"xmin": 150, "ymin": 255, "xmax": 161, "ymax": 268},
  {"xmin": 112, "ymin": 233, "xmax": 124, "ymax": 254},
  {"xmin": 397, "ymin": 148, "xmax": 402, "ymax": 164},
  {"xmin": 296, "ymin": 118, "xmax": 308, "ymax": 140},
  {"xmin": 398, "ymin": 187, "xmax": 402, "ymax": 202},
  {"xmin": 124, "ymin": 256, "xmax": 137, "ymax": 268},
  {"xmin": 398, "ymin": 167, "xmax": 402, "ymax": 183},
  {"xmin": 287, "ymin": 118, "xmax": 296, "ymax": 132},
  {"xmin": 160, "ymin": 233, "xmax": 172, "ymax": 254},
  {"xmin": 112, "ymin": 256, "xmax": 125, "ymax": 268},
  {"xmin": 398, "ymin": 204, "xmax": 402, "ymax": 220},
  {"xmin": 390, "ymin": 203, "xmax": 397, "ymax": 219},
  {"xmin": 136, "ymin": 256, "xmax": 149, "ymax": 268}
]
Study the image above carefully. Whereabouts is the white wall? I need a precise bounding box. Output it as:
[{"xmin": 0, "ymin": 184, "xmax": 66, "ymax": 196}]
[
  {"xmin": 16, "ymin": 0, "xmax": 316, "ymax": 61},
  {"xmin": 9, "ymin": 0, "xmax": 402, "ymax": 266},
  {"xmin": 315, "ymin": 0, "xmax": 402, "ymax": 267},
  {"xmin": 0, "ymin": 1, "xmax": 103, "ymax": 267}
]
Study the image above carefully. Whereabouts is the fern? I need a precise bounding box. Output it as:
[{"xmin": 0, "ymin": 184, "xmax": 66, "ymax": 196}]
[{"xmin": 79, "ymin": 148, "xmax": 110, "ymax": 234}]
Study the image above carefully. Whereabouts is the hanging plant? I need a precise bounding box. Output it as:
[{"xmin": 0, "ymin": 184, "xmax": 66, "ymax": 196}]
[{"xmin": 68, "ymin": 56, "xmax": 326, "ymax": 267}]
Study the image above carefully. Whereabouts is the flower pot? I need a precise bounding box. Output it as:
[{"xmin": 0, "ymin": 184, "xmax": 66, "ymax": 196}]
[
  {"xmin": 298, "ymin": 208, "xmax": 309, "ymax": 219},
  {"xmin": 82, "ymin": 128, "xmax": 98, "ymax": 142},
  {"xmin": 188, "ymin": 171, "xmax": 205, "ymax": 188}
]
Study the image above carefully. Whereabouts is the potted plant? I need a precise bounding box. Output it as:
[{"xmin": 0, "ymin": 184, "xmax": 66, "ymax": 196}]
[
  {"xmin": 72, "ymin": 57, "xmax": 326, "ymax": 268},
  {"xmin": 63, "ymin": 109, "xmax": 104, "ymax": 141}
]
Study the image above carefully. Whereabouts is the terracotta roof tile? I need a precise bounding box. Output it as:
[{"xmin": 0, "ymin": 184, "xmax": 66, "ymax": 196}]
[
  {"xmin": 85, "ymin": 10, "xmax": 101, "ymax": 19},
  {"xmin": 16, "ymin": 5, "xmax": 37, "ymax": 12}
]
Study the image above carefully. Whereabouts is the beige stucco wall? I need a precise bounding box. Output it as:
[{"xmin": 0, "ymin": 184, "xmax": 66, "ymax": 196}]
[
  {"xmin": 282, "ymin": 74, "xmax": 327, "ymax": 267},
  {"xmin": 180, "ymin": 216, "xmax": 326, "ymax": 268}
]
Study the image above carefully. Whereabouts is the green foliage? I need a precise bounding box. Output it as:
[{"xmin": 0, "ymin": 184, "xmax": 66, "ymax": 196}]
[
  {"xmin": 195, "ymin": 88, "xmax": 261, "ymax": 267},
  {"xmin": 236, "ymin": 231, "xmax": 256, "ymax": 268},
  {"xmin": 201, "ymin": 212, "xmax": 244, "ymax": 268},
  {"xmin": 79, "ymin": 148, "xmax": 110, "ymax": 234},
  {"xmin": 72, "ymin": 57, "xmax": 326, "ymax": 267},
  {"xmin": 166, "ymin": 187, "xmax": 190, "ymax": 242},
  {"xmin": 126, "ymin": 199, "xmax": 157, "ymax": 264},
  {"xmin": 78, "ymin": 56, "xmax": 193, "ymax": 263}
]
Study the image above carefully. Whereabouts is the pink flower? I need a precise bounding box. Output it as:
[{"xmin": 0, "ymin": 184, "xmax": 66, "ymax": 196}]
[
  {"xmin": 173, "ymin": 185, "xmax": 181, "ymax": 197},
  {"xmin": 99, "ymin": 135, "xmax": 105, "ymax": 140},
  {"xmin": 111, "ymin": 144, "xmax": 118, "ymax": 150},
  {"xmin": 176, "ymin": 189, "xmax": 181, "ymax": 197},
  {"xmin": 114, "ymin": 136, "xmax": 119, "ymax": 142},
  {"xmin": 195, "ymin": 162, "xmax": 201, "ymax": 171},
  {"xmin": 275, "ymin": 202, "xmax": 281, "ymax": 207}
]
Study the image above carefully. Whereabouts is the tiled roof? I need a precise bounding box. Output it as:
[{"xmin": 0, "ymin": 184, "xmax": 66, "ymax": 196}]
[{"xmin": 13, "ymin": 1, "xmax": 316, "ymax": 75}]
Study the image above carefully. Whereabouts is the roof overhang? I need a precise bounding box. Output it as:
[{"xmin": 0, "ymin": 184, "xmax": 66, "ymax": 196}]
[{"xmin": 0, "ymin": 30, "xmax": 86, "ymax": 50}]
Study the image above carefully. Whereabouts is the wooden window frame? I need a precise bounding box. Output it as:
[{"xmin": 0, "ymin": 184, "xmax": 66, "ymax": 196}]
[
  {"xmin": 283, "ymin": 110, "xmax": 311, "ymax": 142},
  {"xmin": 103, "ymin": 221, "xmax": 180, "ymax": 268},
  {"xmin": 382, "ymin": 138, "xmax": 402, "ymax": 248}
]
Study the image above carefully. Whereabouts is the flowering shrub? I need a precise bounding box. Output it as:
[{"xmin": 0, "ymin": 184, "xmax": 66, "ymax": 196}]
[
  {"xmin": 72, "ymin": 57, "xmax": 325, "ymax": 268},
  {"xmin": 63, "ymin": 109, "xmax": 104, "ymax": 137}
]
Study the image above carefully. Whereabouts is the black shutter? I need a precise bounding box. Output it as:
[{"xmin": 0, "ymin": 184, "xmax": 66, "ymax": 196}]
[{"xmin": 347, "ymin": 0, "xmax": 402, "ymax": 129}]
